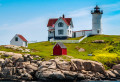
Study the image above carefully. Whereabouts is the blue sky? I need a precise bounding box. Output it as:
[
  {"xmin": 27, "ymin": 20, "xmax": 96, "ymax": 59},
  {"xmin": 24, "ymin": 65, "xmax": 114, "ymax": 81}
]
[{"xmin": 0, "ymin": 0, "xmax": 120, "ymax": 45}]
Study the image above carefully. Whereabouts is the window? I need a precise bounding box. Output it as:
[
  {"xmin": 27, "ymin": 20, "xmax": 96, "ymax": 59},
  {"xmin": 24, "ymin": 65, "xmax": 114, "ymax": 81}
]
[
  {"xmin": 25, "ymin": 42, "xmax": 27, "ymax": 46},
  {"xmin": 70, "ymin": 31, "xmax": 71, "ymax": 34},
  {"xmin": 97, "ymin": 30, "xmax": 99, "ymax": 33},
  {"xmin": 58, "ymin": 22, "xmax": 64, "ymax": 27},
  {"xmin": 68, "ymin": 30, "xmax": 69, "ymax": 35},
  {"xmin": 58, "ymin": 30, "xmax": 64, "ymax": 35},
  {"xmin": 15, "ymin": 37, "xmax": 18, "ymax": 41}
]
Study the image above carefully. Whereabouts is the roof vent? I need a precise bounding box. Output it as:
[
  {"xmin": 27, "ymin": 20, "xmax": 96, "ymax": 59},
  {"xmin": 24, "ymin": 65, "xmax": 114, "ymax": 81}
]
[{"xmin": 63, "ymin": 14, "xmax": 65, "ymax": 18}]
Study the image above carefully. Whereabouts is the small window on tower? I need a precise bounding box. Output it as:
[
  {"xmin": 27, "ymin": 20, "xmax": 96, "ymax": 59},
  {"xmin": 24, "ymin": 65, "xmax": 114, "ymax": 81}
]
[
  {"xmin": 15, "ymin": 37, "xmax": 18, "ymax": 41},
  {"xmin": 97, "ymin": 30, "xmax": 99, "ymax": 33}
]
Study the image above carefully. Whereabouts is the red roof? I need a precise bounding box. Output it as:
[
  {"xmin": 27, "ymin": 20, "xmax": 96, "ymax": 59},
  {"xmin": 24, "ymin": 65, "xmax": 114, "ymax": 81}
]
[
  {"xmin": 47, "ymin": 17, "xmax": 72, "ymax": 27},
  {"xmin": 73, "ymin": 30, "xmax": 92, "ymax": 33},
  {"xmin": 17, "ymin": 34, "xmax": 27, "ymax": 42},
  {"xmin": 48, "ymin": 29, "xmax": 55, "ymax": 31}
]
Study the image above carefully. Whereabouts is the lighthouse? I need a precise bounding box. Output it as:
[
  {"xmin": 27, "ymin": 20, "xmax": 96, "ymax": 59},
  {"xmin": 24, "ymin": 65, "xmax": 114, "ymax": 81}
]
[{"xmin": 91, "ymin": 5, "xmax": 103, "ymax": 35}]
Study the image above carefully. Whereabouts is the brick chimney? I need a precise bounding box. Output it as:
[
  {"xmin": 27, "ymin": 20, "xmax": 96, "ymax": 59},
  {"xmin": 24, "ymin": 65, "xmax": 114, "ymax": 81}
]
[{"xmin": 63, "ymin": 14, "xmax": 65, "ymax": 18}]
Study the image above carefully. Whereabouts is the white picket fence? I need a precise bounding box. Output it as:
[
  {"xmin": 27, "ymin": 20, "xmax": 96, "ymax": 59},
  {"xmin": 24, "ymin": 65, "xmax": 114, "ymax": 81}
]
[{"xmin": 50, "ymin": 35, "xmax": 89, "ymax": 43}]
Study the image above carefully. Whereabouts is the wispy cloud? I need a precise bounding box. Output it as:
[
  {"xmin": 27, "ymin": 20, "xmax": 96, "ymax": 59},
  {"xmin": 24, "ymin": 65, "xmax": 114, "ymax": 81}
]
[
  {"xmin": 66, "ymin": 2, "xmax": 120, "ymax": 33},
  {"xmin": 0, "ymin": 16, "xmax": 49, "ymax": 44}
]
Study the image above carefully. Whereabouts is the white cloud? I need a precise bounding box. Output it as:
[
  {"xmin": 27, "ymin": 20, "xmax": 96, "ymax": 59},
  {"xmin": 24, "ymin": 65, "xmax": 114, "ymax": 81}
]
[
  {"xmin": 0, "ymin": 16, "xmax": 49, "ymax": 45},
  {"xmin": 66, "ymin": 2, "xmax": 120, "ymax": 33}
]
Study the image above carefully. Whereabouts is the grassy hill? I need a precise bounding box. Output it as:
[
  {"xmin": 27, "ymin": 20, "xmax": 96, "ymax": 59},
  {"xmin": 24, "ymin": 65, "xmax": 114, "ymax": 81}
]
[
  {"xmin": 1, "ymin": 35, "xmax": 120, "ymax": 69},
  {"xmin": 28, "ymin": 35, "xmax": 120, "ymax": 69}
]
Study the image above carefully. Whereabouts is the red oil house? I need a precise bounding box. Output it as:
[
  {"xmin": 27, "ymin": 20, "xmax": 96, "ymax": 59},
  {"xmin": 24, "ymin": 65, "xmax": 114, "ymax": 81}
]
[{"xmin": 53, "ymin": 42, "xmax": 67, "ymax": 55}]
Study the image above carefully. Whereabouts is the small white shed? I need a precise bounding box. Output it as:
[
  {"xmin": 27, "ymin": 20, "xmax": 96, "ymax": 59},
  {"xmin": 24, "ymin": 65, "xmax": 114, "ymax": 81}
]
[{"xmin": 10, "ymin": 34, "xmax": 28, "ymax": 47}]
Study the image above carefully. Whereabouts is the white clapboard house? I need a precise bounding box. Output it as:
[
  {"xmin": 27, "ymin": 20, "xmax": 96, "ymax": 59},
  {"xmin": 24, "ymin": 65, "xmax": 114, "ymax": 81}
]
[
  {"xmin": 10, "ymin": 34, "xmax": 28, "ymax": 47},
  {"xmin": 47, "ymin": 14, "xmax": 74, "ymax": 41},
  {"xmin": 73, "ymin": 5, "xmax": 103, "ymax": 37}
]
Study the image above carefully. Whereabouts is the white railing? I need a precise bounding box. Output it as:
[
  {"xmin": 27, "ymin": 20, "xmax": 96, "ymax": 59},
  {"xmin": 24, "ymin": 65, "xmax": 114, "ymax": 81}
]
[
  {"xmin": 50, "ymin": 34, "xmax": 90, "ymax": 43},
  {"xmin": 50, "ymin": 39, "xmax": 79, "ymax": 43},
  {"xmin": 79, "ymin": 35, "xmax": 88, "ymax": 42}
]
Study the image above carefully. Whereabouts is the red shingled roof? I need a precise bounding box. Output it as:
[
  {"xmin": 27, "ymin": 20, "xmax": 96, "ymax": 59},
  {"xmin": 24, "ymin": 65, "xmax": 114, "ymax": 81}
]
[
  {"xmin": 47, "ymin": 17, "xmax": 72, "ymax": 27},
  {"xmin": 48, "ymin": 29, "xmax": 55, "ymax": 31},
  {"xmin": 17, "ymin": 34, "xmax": 27, "ymax": 42}
]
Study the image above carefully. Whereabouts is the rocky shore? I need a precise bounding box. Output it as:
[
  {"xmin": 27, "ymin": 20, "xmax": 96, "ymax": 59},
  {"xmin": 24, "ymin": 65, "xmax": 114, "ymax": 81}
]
[{"xmin": 0, "ymin": 51, "xmax": 120, "ymax": 81}]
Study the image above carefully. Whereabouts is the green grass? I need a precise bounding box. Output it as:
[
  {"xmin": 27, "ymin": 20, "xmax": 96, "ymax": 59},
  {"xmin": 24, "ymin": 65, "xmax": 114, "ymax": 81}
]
[
  {"xmin": 1, "ymin": 35, "xmax": 120, "ymax": 69},
  {"xmin": 67, "ymin": 36, "xmax": 83, "ymax": 40},
  {"xmin": 27, "ymin": 35, "xmax": 120, "ymax": 69}
]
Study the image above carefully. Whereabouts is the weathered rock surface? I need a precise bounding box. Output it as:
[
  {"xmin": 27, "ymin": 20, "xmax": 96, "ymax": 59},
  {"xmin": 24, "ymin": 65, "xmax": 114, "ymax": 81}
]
[
  {"xmin": 71, "ymin": 59, "xmax": 106, "ymax": 74},
  {"xmin": 112, "ymin": 64, "xmax": 120, "ymax": 70},
  {"xmin": 0, "ymin": 49, "xmax": 120, "ymax": 81}
]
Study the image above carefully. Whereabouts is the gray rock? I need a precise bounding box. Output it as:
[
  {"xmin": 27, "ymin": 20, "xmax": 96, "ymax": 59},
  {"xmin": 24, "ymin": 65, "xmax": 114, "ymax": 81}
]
[
  {"xmin": 21, "ymin": 73, "xmax": 33, "ymax": 80},
  {"xmin": 107, "ymin": 70, "xmax": 116, "ymax": 78},
  {"xmin": 36, "ymin": 69, "xmax": 65, "ymax": 80},
  {"xmin": 77, "ymin": 73, "xmax": 85, "ymax": 80},
  {"xmin": 1, "ymin": 67, "xmax": 16, "ymax": 77},
  {"xmin": 54, "ymin": 59, "xmax": 71, "ymax": 71},
  {"xmin": 71, "ymin": 59, "xmax": 106, "ymax": 74},
  {"xmin": 62, "ymin": 71, "xmax": 77, "ymax": 80},
  {"xmin": 26, "ymin": 64, "xmax": 38, "ymax": 71},
  {"xmin": 112, "ymin": 64, "xmax": 120, "ymax": 70},
  {"xmin": 0, "ymin": 59, "xmax": 5, "ymax": 66}
]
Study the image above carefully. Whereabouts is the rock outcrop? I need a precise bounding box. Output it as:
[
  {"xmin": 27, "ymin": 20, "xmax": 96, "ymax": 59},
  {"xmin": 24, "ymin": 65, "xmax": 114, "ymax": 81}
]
[{"xmin": 0, "ymin": 50, "xmax": 120, "ymax": 81}]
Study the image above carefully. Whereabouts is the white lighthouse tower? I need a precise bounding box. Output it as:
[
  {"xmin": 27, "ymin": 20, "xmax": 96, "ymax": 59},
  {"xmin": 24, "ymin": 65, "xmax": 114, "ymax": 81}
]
[{"xmin": 91, "ymin": 5, "xmax": 103, "ymax": 35}]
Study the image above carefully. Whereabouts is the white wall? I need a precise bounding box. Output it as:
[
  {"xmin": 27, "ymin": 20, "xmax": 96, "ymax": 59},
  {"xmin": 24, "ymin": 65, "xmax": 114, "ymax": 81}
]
[
  {"xmin": 67, "ymin": 26, "xmax": 73, "ymax": 37},
  {"xmin": 55, "ymin": 18, "xmax": 68, "ymax": 37},
  {"xmin": 73, "ymin": 31, "xmax": 92, "ymax": 38},
  {"xmin": 48, "ymin": 31, "xmax": 54, "ymax": 37},
  {"xmin": 92, "ymin": 14, "xmax": 102, "ymax": 35},
  {"xmin": 10, "ymin": 34, "xmax": 27, "ymax": 47},
  {"xmin": 75, "ymin": 31, "xmax": 83, "ymax": 37},
  {"xmin": 23, "ymin": 41, "xmax": 28, "ymax": 47},
  {"xmin": 85, "ymin": 31, "xmax": 92, "ymax": 36}
]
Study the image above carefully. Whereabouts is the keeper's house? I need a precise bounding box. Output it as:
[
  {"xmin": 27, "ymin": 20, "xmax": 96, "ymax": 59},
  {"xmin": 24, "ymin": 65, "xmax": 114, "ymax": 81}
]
[
  {"xmin": 10, "ymin": 34, "xmax": 28, "ymax": 47},
  {"xmin": 47, "ymin": 15, "xmax": 74, "ymax": 41}
]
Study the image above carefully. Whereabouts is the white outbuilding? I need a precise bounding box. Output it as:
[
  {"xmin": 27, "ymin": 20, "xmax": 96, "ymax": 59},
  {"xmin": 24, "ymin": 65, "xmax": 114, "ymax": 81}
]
[{"xmin": 10, "ymin": 34, "xmax": 28, "ymax": 47}]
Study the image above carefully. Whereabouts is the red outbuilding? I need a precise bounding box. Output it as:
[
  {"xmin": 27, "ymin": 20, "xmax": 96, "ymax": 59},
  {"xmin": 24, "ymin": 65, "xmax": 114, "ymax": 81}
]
[{"xmin": 53, "ymin": 42, "xmax": 67, "ymax": 55}]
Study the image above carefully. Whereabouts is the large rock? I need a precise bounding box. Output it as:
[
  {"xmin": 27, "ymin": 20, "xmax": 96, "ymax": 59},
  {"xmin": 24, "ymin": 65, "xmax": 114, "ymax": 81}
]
[
  {"xmin": 78, "ymin": 48, "xmax": 85, "ymax": 52},
  {"xmin": 106, "ymin": 70, "xmax": 116, "ymax": 78},
  {"xmin": 55, "ymin": 60, "xmax": 72, "ymax": 71},
  {"xmin": 0, "ymin": 59, "xmax": 5, "ymax": 66},
  {"xmin": 71, "ymin": 59, "xmax": 106, "ymax": 74},
  {"xmin": 21, "ymin": 73, "xmax": 33, "ymax": 80},
  {"xmin": 0, "ymin": 51, "xmax": 6, "ymax": 54},
  {"xmin": 4, "ymin": 52, "xmax": 14, "ymax": 57},
  {"xmin": 62, "ymin": 71, "xmax": 77, "ymax": 80},
  {"xmin": 39, "ymin": 60, "xmax": 56, "ymax": 69},
  {"xmin": 4, "ymin": 58, "xmax": 13, "ymax": 67},
  {"xmin": 36, "ymin": 69, "xmax": 65, "ymax": 80},
  {"xmin": 16, "ymin": 61, "xmax": 30, "ymax": 68},
  {"xmin": 1, "ymin": 67, "xmax": 16, "ymax": 78},
  {"xmin": 26, "ymin": 64, "xmax": 38, "ymax": 71},
  {"xmin": 12, "ymin": 55, "xmax": 23, "ymax": 62},
  {"xmin": 77, "ymin": 73, "xmax": 85, "ymax": 80},
  {"xmin": 112, "ymin": 64, "xmax": 120, "ymax": 70}
]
